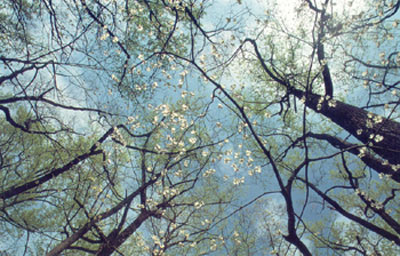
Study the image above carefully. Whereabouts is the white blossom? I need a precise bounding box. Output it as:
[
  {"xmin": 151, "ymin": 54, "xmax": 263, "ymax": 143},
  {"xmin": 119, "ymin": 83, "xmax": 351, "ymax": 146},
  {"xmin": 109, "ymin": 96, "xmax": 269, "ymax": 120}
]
[
  {"xmin": 194, "ymin": 201, "xmax": 204, "ymax": 209},
  {"xmin": 374, "ymin": 134, "xmax": 384, "ymax": 143},
  {"xmin": 358, "ymin": 147, "xmax": 367, "ymax": 158}
]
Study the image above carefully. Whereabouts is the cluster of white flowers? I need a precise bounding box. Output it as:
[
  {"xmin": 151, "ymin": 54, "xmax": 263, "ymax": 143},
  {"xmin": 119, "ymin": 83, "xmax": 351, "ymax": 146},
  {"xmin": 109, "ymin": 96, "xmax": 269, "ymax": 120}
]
[
  {"xmin": 232, "ymin": 230, "xmax": 241, "ymax": 245},
  {"xmin": 165, "ymin": 135, "xmax": 184, "ymax": 149},
  {"xmin": 156, "ymin": 104, "xmax": 170, "ymax": 116},
  {"xmin": 365, "ymin": 119, "xmax": 374, "ymax": 129},
  {"xmin": 210, "ymin": 239, "xmax": 218, "ymax": 251},
  {"xmin": 358, "ymin": 146, "xmax": 368, "ymax": 158},
  {"xmin": 371, "ymin": 201, "xmax": 384, "ymax": 210},
  {"xmin": 355, "ymin": 188, "xmax": 384, "ymax": 210},
  {"xmin": 152, "ymin": 235, "xmax": 165, "ymax": 255},
  {"xmin": 391, "ymin": 164, "xmax": 400, "ymax": 172},
  {"xmin": 233, "ymin": 177, "xmax": 245, "ymax": 185},
  {"xmin": 316, "ymin": 95, "xmax": 337, "ymax": 111},
  {"xmin": 378, "ymin": 172, "xmax": 392, "ymax": 179},
  {"xmin": 317, "ymin": 96, "xmax": 324, "ymax": 111},
  {"xmin": 363, "ymin": 113, "xmax": 385, "ymax": 138},
  {"xmin": 144, "ymin": 198, "xmax": 157, "ymax": 210},
  {"xmin": 355, "ymin": 188, "xmax": 364, "ymax": 196},
  {"xmin": 369, "ymin": 133, "xmax": 384, "ymax": 143},
  {"xmin": 188, "ymin": 137, "xmax": 197, "ymax": 144},
  {"xmin": 127, "ymin": 115, "xmax": 137, "ymax": 124},
  {"xmin": 327, "ymin": 98, "xmax": 337, "ymax": 108},
  {"xmin": 203, "ymin": 168, "xmax": 216, "ymax": 177},
  {"xmin": 111, "ymin": 126, "xmax": 126, "ymax": 146},
  {"xmin": 100, "ymin": 32, "xmax": 109, "ymax": 41},
  {"xmin": 160, "ymin": 186, "xmax": 178, "ymax": 198},
  {"xmin": 174, "ymin": 169, "xmax": 183, "ymax": 177}
]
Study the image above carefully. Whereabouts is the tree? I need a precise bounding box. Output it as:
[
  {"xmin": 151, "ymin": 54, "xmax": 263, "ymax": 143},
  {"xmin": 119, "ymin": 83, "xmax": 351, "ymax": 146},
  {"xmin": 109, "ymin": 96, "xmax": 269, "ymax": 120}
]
[
  {"xmin": 159, "ymin": 0, "xmax": 400, "ymax": 255},
  {"xmin": 2, "ymin": 0, "xmax": 400, "ymax": 255},
  {"xmin": 0, "ymin": 0, "xmax": 233, "ymax": 255}
]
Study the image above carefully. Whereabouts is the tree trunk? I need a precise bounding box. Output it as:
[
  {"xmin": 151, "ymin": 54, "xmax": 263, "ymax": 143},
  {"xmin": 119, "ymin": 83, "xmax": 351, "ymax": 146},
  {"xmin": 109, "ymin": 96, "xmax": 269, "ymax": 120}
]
[
  {"xmin": 292, "ymin": 89, "xmax": 400, "ymax": 166},
  {"xmin": 95, "ymin": 211, "xmax": 150, "ymax": 256}
]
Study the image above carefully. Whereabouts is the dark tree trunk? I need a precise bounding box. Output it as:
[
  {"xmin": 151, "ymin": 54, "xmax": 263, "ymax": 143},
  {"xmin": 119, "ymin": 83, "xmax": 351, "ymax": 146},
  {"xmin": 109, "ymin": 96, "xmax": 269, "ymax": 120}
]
[
  {"xmin": 95, "ymin": 211, "xmax": 150, "ymax": 256},
  {"xmin": 292, "ymin": 89, "xmax": 400, "ymax": 166}
]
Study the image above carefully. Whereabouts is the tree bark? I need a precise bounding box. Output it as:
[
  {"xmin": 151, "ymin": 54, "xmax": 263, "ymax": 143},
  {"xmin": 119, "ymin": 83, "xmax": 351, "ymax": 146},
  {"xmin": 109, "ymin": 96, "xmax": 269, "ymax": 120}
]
[
  {"xmin": 95, "ymin": 211, "xmax": 150, "ymax": 255},
  {"xmin": 292, "ymin": 89, "xmax": 400, "ymax": 166}
]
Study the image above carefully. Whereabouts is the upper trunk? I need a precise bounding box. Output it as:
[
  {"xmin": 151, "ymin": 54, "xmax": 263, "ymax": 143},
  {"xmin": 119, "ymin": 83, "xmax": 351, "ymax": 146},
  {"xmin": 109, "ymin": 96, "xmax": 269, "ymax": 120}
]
[{"xmin": 292, "ymin": 89, "xmax": 400, "ymax": 166}]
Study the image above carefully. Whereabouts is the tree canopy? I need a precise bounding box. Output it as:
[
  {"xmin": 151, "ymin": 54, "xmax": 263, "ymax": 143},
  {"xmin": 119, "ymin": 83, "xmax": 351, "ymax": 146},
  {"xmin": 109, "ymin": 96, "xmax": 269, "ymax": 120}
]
[{"xmin": 1, "ymin": 0, "xmax": 400, "ymax": 255}]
